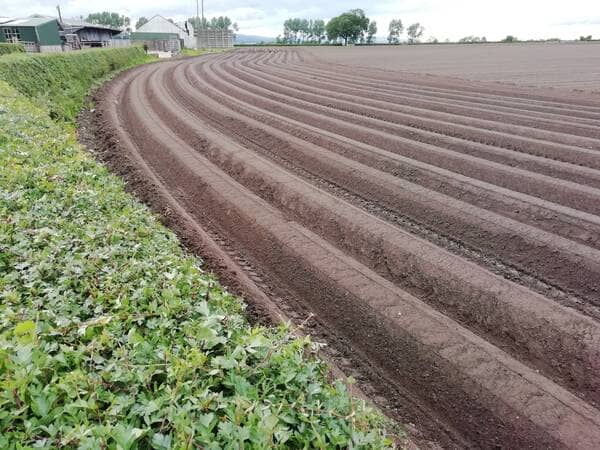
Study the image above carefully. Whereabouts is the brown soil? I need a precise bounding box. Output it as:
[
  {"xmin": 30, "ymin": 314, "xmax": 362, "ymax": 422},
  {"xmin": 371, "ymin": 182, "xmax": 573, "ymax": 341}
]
[
  {"xmin": 306, "ymin": 43, "xmax": 600, "ymax": 94},
  {"xmin": 80, "ymin": 48, "xmax": 600, "ymax": 449}
]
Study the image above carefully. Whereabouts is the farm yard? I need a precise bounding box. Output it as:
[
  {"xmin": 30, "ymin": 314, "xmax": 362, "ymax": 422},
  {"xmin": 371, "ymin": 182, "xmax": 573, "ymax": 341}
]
[{"xmin": 87, "ymin": 45, "xmax": 600, "ymax": 448}]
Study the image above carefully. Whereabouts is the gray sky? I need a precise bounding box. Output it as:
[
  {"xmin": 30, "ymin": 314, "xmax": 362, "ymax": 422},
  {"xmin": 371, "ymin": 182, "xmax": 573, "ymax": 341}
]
[{"xmin": 1, "ymin": 0, "xmax": 598, "ymax": 40}]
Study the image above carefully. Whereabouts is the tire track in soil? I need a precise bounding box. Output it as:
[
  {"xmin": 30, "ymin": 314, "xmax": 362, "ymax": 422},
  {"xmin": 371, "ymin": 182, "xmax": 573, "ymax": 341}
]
[{"xmin": 86, "ymin": 50, "xmax": 600, "ymax": 448}]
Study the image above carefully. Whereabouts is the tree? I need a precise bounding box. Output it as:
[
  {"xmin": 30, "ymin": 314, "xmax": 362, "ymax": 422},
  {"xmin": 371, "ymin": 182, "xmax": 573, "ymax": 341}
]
[
  {"xmin": 312, "ymin": 19, "xmax": 326, "ymax": 43},
  {"xmin": 326, "ymin": 9, "xmax": 370, "ymax": 45},
  {"xmin": 501, "ymin": 35, "xmax": 518, "ymax": 43},
  {"xmin": 387, "ymin": 19, "xmax": 404, "ymax": 44},
  {"xmin": 211, "ymin": 16, "xmax": 232, "ymax": 30},
  {"xmin": 366, "ymin": 21, "xmax": 377, "ymax": 44},
  {"xmin": 458, "ymin": 36, "xmax": 486, "ymax": 43},
  {"xmin": 406, "ymin": 22, "xmax": 424, "ymax": 43},
  {"xmin": 579, "ymin": 35, "xmax": 593, "ymax": 41},
  {"xmin": 86, "ymin": 12, "xmax": 130, "ymax": 29},
  {"xmin": 135, "ymin": 17, "xmax": 148, "ymax": 30},
  {"xmin": 187, "ymin": 16, "xmax": 235, "ymax": 32}
]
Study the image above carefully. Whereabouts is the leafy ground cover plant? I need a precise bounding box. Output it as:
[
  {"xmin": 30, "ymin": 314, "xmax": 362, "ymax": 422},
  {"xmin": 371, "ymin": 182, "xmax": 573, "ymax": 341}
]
[{"xmin": 0, "ymin": 48, "xmax": 395, "ymax": 448}]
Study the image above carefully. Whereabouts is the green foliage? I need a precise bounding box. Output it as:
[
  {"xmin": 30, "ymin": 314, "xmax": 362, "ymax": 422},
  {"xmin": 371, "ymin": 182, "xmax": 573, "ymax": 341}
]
[
  {"xmin": 366, "ymin": 21, "xmax": 378, "ymax": 44},
  {"xmin": 387, "ymin": 19, "xmax": 404, "ymax": 45},
  {"xmin": 0, "ymin": 47, "xmax": 151, "ymax": 121},
  {"xmin": 326, "ymin": 9, "xmax": 371, "ymax": 45},
  {"xmin": 0, "ymin": 44, "xmax": 395, "ymax": 448},
  {"xmin": 579, "ymin": 35, "xmax": 593, "ymax": 41},
  {"xmin": 0, "ymin": 43, "xmax": 25, "ymax": 56},
  {"xmin": 188, "ymin": 16, "xmax": 238, "ymax": 32},
  {"xmin": 501, "ymin": 35, "xmax": 518, "ymax": 43},
  {"xmin": 281, "ymin": 18, "xmax": 326, "ymax": 44},
  {"xmin": 406, "ymin": 23, "xmax": 425, "ymax": 44},
  {"xmin": 85, "ymin": 11, "xmax": 130, "ymax": 30},
  {"xmin": 458, "ymin": 36, "xmax": 487, "ymax": 44},
  {"xmin": 135, "ymin": 17, "xmax": 149, "ymax": 30}
]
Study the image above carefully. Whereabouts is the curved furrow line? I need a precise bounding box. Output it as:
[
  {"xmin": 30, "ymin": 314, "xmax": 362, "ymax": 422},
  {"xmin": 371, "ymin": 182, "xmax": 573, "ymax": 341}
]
[
  {"xmin": 272, "ymin": 57, "xmax": 600, "ymax": 123},
  {"xmin": 226, "ymin": 57, "xmax": 600, "ymax": 168},
  {"xmin": 109, "ymin": 61, "xmax": 574, "ymax": 449},
  {"xmin": 195, "ymin": 56, "xmax": 600, "ymax": 216},
  {"xmin": 260, "ymin": 57, "xmax": 600, "ymax": 131},
  {"xmin": 301, "ymin": 52, "xmax": 600, "ymax": 114},
  {"xmin": 93, "ymin": 50, "xmax": 600, "ymax": 447},
  {"xmin": 154, "ymin": 57, "xmax": 600, "ymax": 403},
  {"xmin": 172, "ymin": 58, "xmax": 600, "ymax": 306},
  {"xmin": 145, "ymin": 58, "xmax": 600, "ymax": 405},
  {"xmin": 185, "ymin": 56, "xmax": 600, "ymax": 247},
  {"xmin": 245, "ymin": 56, "xmax": 600, "ymax": 142}
]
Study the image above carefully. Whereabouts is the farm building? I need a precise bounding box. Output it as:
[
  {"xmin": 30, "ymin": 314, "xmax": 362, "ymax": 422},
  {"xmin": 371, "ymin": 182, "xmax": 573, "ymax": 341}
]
[
  {"xmin": 136, "ymin": 15, "xmax": 195, "ymax": 49},
  {"xmin": 61, "ymin": 20, "xmax": 122, "ymax": 49},
  {"xmin": 0, "ymin": 15, "xmax": 63, "ymax": 52},
  {"xmin": 130, "ymin": 32, "xmax": 181, "ymax": 55}
]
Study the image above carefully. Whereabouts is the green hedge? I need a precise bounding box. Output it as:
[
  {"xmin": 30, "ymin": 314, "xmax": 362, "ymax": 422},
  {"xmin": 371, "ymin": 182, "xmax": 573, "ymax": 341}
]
[
  {"xmin": 0, "ymin": 43, "xmax": 25, "ymax": 56},
  {"xmin": 0, "ymin": 47, "xmax": 150, "ymax": 121}
]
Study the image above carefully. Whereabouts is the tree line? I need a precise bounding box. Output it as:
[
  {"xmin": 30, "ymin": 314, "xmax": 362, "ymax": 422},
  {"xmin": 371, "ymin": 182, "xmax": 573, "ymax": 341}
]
[
  {"xmin": 186, "ymin": 16, "xmax": 238, "ymax": 32},
  {"xmin": 277, "ymin": 10, "xmax": 426, "ymax": 45}
]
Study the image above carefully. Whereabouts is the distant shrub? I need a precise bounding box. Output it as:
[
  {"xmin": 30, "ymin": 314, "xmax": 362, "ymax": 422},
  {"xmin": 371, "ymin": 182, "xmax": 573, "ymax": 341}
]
[
  {"xmin": 0, "ymin": 43, "xmax": 25, "ymax": 56},
  {"xmin": 501, "ymin": 35, "xmax": 518, "ymax": 43}
]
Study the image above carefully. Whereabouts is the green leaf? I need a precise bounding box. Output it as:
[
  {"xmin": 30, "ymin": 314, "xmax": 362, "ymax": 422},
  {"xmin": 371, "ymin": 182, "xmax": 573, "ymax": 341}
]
[
  {"xmin": 14, "ymin": 320, "xmax": 36, "ymax": 343},
  {"xmin": 151, "ymin": 432, "xmax": 172, "ymax": 450},
  {"xmin": 112, "ymin": 424, "xmax": 145, "ymax": 450}
]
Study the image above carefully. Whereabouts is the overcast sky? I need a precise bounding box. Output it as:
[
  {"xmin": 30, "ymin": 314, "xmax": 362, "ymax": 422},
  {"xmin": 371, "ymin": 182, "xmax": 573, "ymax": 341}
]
[{"xmin": 1, "ymin": 0, "xmax": 599, "ymax": 40}]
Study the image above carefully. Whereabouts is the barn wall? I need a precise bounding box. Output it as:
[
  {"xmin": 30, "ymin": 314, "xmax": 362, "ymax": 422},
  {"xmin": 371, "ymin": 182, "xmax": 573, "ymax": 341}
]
[
  {"xmin": 36, "ymin": 21, "xmax": 62, "ymax": 45},
  {"xmin": 0, "ymin": 26, "xmax": 38, "ymax": 44},
  {"xmin": 137, "ymin": 16, "xmax": 195, "ymax": 49}
]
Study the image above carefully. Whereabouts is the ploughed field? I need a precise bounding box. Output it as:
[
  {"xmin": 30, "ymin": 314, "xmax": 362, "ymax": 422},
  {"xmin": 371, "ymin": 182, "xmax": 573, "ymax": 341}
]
[
  {"xmin": 307, "ymin": 42, "xmax": 600, "ymax": 92},
  {"xmin": 91, "ymin": 48, "xmax": 600, "ymax": 448}
]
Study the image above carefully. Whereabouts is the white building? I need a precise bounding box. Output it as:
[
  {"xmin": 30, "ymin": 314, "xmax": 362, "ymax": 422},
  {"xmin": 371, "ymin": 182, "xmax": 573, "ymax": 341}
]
[{"xmin": 137, "ymin": 15, "xmax": 195, "ymax": 49}]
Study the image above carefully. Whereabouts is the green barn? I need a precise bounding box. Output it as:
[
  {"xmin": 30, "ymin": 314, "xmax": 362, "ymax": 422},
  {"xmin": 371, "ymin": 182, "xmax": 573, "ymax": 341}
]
[{"xmin": 0, "ymin": 15, "xmax": 63, "ymax": 52}]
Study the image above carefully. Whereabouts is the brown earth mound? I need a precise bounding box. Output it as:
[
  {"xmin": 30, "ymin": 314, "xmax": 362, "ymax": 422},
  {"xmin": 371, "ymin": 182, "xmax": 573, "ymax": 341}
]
[{"xmin": 81, "ymin": 48, "xmax": 600, "ymax": 448}]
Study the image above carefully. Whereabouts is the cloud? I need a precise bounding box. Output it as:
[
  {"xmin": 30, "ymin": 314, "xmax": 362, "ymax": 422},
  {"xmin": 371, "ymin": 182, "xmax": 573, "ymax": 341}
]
[{"xmin": 555, "ymin": 17, "xmax": 600, "ymax": 26}]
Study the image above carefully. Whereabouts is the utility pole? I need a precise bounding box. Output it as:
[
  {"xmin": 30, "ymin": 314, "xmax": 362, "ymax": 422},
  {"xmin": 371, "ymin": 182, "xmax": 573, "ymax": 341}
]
[
  {"xmin": 56, "ymin": 4, "xmax": 63, "ymax": 24},
  {"xmin": 196, "ymin": 0, "xmax": 205, "ymax": 48}
]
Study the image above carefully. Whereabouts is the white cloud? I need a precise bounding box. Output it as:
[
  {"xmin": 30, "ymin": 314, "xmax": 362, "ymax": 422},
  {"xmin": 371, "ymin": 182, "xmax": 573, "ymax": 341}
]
[{"xmin": 0, "ymin": 0, "xmax": 597, "ymax": 39}]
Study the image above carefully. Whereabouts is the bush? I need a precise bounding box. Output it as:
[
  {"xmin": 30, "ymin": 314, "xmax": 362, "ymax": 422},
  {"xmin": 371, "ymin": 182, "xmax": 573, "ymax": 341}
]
[
  {"xmin": 0, "ymin": 43, "xmax": 25, "ymax": 56},
  {"xmin": 0, "ymin": 47, "xmax": 151, "ymax": 121}
]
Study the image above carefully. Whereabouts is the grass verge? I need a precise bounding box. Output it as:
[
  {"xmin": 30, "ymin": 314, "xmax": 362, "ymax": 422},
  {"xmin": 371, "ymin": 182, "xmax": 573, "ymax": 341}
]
[
  {"xmin": 0, "ymin": 47, "xmax": 152, "ymax": 121},
  {"xmin": 0, "ymin": 50, "xmax": 395, "ymax": 448},
  {"xmin": 0, "ymin": 43, "xmax": 25, "ymax": 56}
]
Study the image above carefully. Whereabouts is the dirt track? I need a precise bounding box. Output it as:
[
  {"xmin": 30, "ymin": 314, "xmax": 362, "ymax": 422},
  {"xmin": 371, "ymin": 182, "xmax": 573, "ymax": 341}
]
[{"xmin": 85, "ymin": 48, "xmax": 600, "ymax": 448}]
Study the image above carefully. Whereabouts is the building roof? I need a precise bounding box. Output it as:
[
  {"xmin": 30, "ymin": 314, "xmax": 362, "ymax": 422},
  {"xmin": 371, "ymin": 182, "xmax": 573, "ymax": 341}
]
[
  {"xmin": 62, "ymin": 19, "xmax": 121, "ymax": 34},
  {"xmin": 1, "ymin": 15, "xmax": 58, "ymax": 27},
  {"xmin": 138, "ymin": 15, "xmax": 188, "ymax": 34},
  {"xmin": 0, "ymin": 17, "xmax": 14, "ymax": 24}
]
